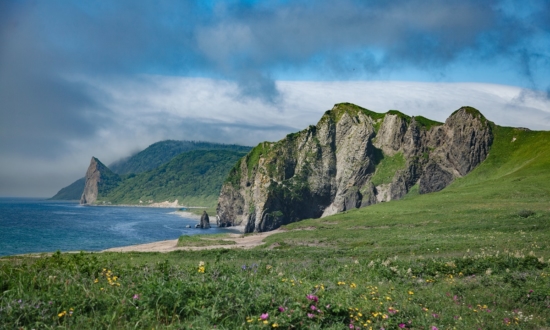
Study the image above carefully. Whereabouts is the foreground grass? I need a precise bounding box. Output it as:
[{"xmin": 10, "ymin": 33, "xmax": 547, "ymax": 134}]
[
  {"xmin": 1, "ymin": 249, "xmax": 549, "ymax": 329},
  {"xmin": 1, "ymin": 125, "xmax": 550, "ymax": 329}
]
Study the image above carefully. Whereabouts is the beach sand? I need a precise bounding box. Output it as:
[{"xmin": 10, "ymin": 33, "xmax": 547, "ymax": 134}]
[{"xmin": 102, "ymin": 229, "xmax": 282, "ymax": 253}]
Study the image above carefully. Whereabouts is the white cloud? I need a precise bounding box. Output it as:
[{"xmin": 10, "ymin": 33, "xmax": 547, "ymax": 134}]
[{"xmin": 3, "ymin": 76, "xmax": 549, "ymax": 197}]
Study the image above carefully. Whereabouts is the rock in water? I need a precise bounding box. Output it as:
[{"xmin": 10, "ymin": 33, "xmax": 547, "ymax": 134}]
[
  {"xmin": 200, "ymin": 211, "xmax": 211, "ymax": 229},
  {"xmin": 80, "ymin": 157, "xmax": 121, "ymax": 205},
  {"xmin": 217, "ymin": 104, "xmax": 494, "ymax": 232}
]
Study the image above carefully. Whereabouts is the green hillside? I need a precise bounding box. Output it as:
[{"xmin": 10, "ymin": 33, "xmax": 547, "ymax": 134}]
[
  {"xmin": 101, "ymin": 150, "xmax": 247, "ymax": 207},
  {"xmin": 50, "ymin": 140, "xmax": 252, "ymax": 200},
  {"xmin": 109, "ymin": 140, "xmax": 251, "ymax": 175},
  {"xmin": 264, "ymin": 125, "xmax": 550, "ymax": 256},
  {"xmin": 50, "ymin": 177, "xmax": 85, "ymax": 200}
]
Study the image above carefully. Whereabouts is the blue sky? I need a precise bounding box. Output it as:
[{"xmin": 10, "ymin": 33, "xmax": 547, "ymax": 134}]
[{"xmin": 1, "ymin": 0, "xmax": 549, "ymax": 196}]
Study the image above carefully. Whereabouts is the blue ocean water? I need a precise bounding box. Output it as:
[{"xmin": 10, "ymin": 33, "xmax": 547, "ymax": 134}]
[{"xmin": 0, "ymin": 198, "xmax": 234, "ymax": 257}]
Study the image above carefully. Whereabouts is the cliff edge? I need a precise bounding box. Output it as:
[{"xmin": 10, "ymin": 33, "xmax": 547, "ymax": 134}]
[
  {"xmin": 217, "ymin": 103, "xmax": 493, "ymax": 232},
  {"xmin": 80, "ymin": 157, "xmax": 121, "ymax": 205}
]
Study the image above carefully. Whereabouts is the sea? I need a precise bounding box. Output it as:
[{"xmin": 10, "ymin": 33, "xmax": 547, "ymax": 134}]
[{"xmin": 0, "ymin": 198, "xmax": 235, "ymax": 257}]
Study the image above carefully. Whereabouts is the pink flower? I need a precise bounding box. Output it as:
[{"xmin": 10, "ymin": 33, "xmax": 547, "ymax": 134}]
[
  {"xmin": 132, "ymin": 294, "xmax": 139, "ymax": 300},
  {"xmin": 388, "ymin": 307, "xmax": 398, "ymax": 314},
  {"xmin": 399, "ymin": 323, "xmax": 406, "ymax": 328},
  {"xmin": 349, "ymin": 324, "xmax": 354, "ymax": 329},
  {"xmin": 260, "ymin": 313, "xmax": 269, "ymax": 320},
  {"xmin": 432, "ymin": 313, "xmax": 439, "ymax": 318},
  {"xmin": 308, "ymin": 313, "xmax": 315, "ymax": 318},
  {"xmin": 306, "ymin": 294, "xmax": 319, "ymax": 302},
  {"xmin": 310, "ymin": 305, "xmax": 317, "ymax": 311},
  {"xmin": 432, "ymin": 326, "xmax": 439, "ymax": 330}
]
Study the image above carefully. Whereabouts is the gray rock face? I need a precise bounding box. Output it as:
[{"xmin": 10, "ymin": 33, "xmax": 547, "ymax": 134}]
[
  {"xmin": 80, "ymin": 157, "xmax": 102, "ymax": 205},
  {"xmin": 80, "ymin": 157, "xmax": 121, "ymax": 205},
  {"xmin": 217, "ymin": 104, "xmax": 493, "ymax": 232},
  {"xmin": 199, "ymin": 211, "xmax": 211, "ymax": 229}
]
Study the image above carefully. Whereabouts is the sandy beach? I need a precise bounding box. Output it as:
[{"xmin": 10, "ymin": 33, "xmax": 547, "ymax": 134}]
[{"xmin": 102, "ymin": 229, "xmax": 282, "ymax": 253}]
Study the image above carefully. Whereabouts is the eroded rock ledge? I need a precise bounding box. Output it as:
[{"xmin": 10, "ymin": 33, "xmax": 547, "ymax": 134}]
[{"xmin": 217, "ymin": 104, "xmax": 493, "ymax": 233}]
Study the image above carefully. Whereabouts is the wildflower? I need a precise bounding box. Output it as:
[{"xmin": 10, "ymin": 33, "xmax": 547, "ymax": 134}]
[
  {"xmin": 58, "ymin": 311, "xmax": 66, "ymax": 318},
  {"xmin": 307, "ymin": 313, "xmax": 315, "ymax": 318},
  {"xmin": 432, "ymin": 313, "xmax": 439, "ymax": 318},
  {"xmin": 266, "ymin": 265, "xmax": 272, "ymax": 270},
  {"xmin": 431, "ymin": 327, "xmax": 439, "ymax": 330},
  {"xmin": 382, "ymin": 314, "xmax": 388, "ymax": 319},
  {"xmin": 399, "ymin": 324, "xmax": 406, "ymax": 329},
  {"xmin": 263, "ymin": 320, "xmax": 268, "ymax": 324},
  {"xmin": 198, "ymin": 261, "xmax": 205, "ymax": 273},
  {"xmin": 306, "ymin": 294, "xmax": 319, "ymax": 302},
  {"xmin": 133, "ymin": 294, "xmax": 139, "ymax": 300},
  {"xmin": 408, "ymin": 290, "xmax": 414, "ymax": 295},
  {"xmin": 278, "ymin": 306, "xmax": 285, "ymax": 312},
  {"xmin": 349, "ymin": 324, "xmax": 354, "ymax": 329},
  {"xmin": 94, "ymin": 278, "xmax": 99, "ymax": 283},
  {"xmin": 260, "ymin": 313, "xmax": 269, "ymax": 320},
  {"xmin": 272, "ymin": 323, "xmax": 278, "ymax": 328},
  {"xmin": 388, "ymin": 307, "xmax": 398, "ymax": 314},
  {"xmin": 241, "ymin": 265, "xmax": 247, "ymax": 270},
  {"xmin": 350, "ymin": 282, "xmax": 357, "ymax": 288}
]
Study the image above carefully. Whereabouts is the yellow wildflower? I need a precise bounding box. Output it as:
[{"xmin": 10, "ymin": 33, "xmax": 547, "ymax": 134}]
[
  {"xmin": 272, "ymin": 323, "xmax": 279, "ymax": 328},
  {"xmin": 408, "ymin": 290, "xmax": 414, "ymax": 295}
]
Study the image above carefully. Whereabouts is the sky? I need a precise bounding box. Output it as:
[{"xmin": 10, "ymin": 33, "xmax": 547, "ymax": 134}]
[{"xmin": 1, "ymin": 0, "xmax": 549, "ymax": 197}]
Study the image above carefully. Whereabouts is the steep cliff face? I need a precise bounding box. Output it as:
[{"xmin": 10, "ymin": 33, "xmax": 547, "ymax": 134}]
[
  {"xmin": 80, "ymin": 157, "xmax": 121, "ymax": 205},
  {"xmin": 217, "ymin": 103, "xmax": 493, "ymax": 232}
]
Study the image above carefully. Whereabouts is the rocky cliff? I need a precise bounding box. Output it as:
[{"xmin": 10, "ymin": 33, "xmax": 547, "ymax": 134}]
[
  {"xmin": 80, "ymin": 157, "xmax": 121, "ymax": 205},
  {"xmin": 217, "ymin": 103, "xmax": 493, "ymax": 232}
]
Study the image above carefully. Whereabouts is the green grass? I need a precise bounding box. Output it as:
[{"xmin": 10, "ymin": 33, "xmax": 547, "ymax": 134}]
[
  {"xmin": 177, "ymin": 234, "xmax": 236, "ymax": 247},
  {"xmin": 371, "ymin": 152, "xmax": 406, "ymax": 186},
  {"xmin": 2, "ymin": 126, "xmax": 550, "ymax": 329}
]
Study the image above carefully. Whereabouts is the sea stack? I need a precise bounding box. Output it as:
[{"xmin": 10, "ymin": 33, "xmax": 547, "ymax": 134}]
[{"xmin": 199, "ymin": 211, "xmax": 211, "ymax": 229}]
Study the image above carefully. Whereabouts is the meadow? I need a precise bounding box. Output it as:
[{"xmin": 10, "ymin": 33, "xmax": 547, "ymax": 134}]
[{"xmin": 1, "ymin": 125, "xmax": 549, "ymax": 329}]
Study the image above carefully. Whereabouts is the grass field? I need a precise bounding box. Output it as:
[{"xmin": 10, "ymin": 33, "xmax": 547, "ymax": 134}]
[{"xmin": 1, "ymin": 125, "xmax": 549, "ymax": 329}]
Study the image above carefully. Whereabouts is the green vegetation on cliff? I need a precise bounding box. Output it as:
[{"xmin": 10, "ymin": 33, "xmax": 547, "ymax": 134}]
[
  {"xmin": 109, "ymin": 140, "xmax": 251, "ymax": 175},
  {"xmin": 94, "ymin": 158, "xmax": 122, "ymax": 197},
  {"xmin": 100, "ymin": 150, "xmax": 247, "ymax": 207},
  {"xmin": 51, "ymin": 140, "xmax": 252, "ymax": 201},
  {"xmin": 371, "ymin": 152, "xmax": 406, "ymax": 186}
]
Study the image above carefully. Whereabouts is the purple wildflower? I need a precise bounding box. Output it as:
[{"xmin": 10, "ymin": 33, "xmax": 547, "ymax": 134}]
[{"xmin": 260, "ymin": 313, "xmax": 269, "ymax": 320}]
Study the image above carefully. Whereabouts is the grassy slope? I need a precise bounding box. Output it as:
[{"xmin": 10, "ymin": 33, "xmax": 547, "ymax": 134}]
[
  {"xmin": 265, "ymin": 125, "xmax": 550, "ymax": 258},
  {"xmin": 101, "ymin": 150, "xmax": 247, "ymax": 207},
  {"xmin": 109, "ymin": 140, "xmax": 252, "ymax": 175}
]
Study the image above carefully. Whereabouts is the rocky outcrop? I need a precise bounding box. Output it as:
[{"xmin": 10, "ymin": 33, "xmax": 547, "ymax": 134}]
[
  {"xmin": 80, "ymin": 157, "xmax": 121, "ymax": 205},
  {"xmin": 217, "ymin": 104, "xmax": 493, "ymax": 232},
  {"xmin": 199, "ymin": 211, "xmax": 211, "ymax": 229}
]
